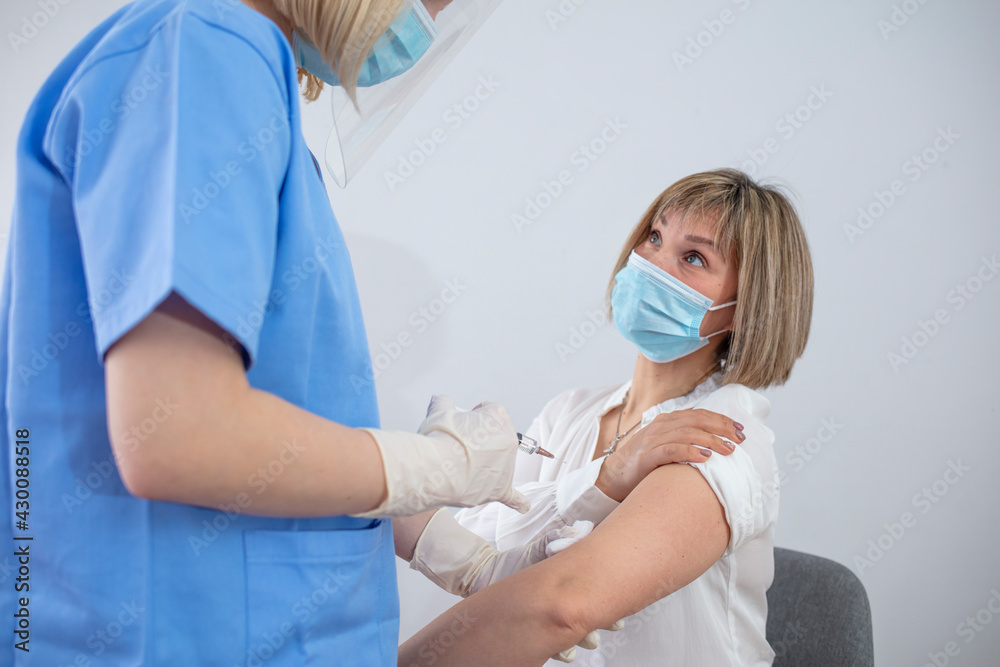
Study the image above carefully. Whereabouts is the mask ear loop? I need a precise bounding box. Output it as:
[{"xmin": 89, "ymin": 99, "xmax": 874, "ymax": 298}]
[
  {"xmin": 703, "ymin": 299, "xmax": 737, "ymax": 338},
  {"xmin": 707, "ymin": 299, "xmax": 737, "ymax": 311}
]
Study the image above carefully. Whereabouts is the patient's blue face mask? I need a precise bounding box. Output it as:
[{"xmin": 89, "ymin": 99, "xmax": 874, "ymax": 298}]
[
  {"xmin": 611, "ymin": 251, "xmax": 737, "ymax": 363},
  {"xmin": 292, "ymin": 1, "xmax": 438, "ymax": 87}
]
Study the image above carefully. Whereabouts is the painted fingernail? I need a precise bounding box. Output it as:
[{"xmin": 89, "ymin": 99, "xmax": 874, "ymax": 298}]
[
  {"xmin": 700, "ymin": 448, "xmax": 712, "ymax": 456},
  {"xmin": 734, "ymin": 421, "xmax": 745, "ymax": 431},
  {"xmin": 736, "ymin": 431, "xmax": 746, "ymax": 441},
  {"xmin": 725, "ymin": 440, "xmax": 736, "ymax": 451}
]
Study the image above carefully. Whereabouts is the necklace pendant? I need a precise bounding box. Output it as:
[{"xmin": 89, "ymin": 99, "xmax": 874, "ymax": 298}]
[{"xmin": 603, "ymin": 435, "xmax": 621, "ymax": 456}]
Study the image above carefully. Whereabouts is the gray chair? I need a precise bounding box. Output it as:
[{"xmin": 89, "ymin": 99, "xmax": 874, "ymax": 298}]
[{"xmin": 766, "ymin": 548, "xmax": 875, "ymax": 667}]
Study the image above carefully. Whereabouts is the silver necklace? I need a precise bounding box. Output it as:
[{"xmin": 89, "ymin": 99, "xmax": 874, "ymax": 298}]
[{"xmin": 603, "ymin": 389, "xmax": 642, "ymax": 456}]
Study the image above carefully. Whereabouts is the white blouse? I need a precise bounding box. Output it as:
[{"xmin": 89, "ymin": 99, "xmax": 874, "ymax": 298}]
[{"xmin": 454, "ymin": 374, "xmax": 779, "ymax": 666}]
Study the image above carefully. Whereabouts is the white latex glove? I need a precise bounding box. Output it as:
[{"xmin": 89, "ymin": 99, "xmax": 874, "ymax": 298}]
[
  {"xmin": 410, "ymin": 509, "xmax": 594, "ymax": 597},
  {"xmin": 551, "ymin": 618, "xmax": 626, "ymax": 663},
  {"xmin": 410, "ymin": 511, "xmax": 616, "ymax": 662},
  {"xmin": 351, "ymin": 396, "xmax": 530, "ymax": 518}
]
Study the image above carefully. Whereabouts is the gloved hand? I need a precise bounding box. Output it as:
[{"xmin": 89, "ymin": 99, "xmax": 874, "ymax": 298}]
[
  {"xmin": 351, "ymin": 396, "xmax": 530, "ymax": 518},
  {"xmin": 410, "ymin": 509, "xmax": 594, "ymax": 597},
  {"xmin": 551, "ymin": 619, "xmax": 627, "ymax": 663},
  {"xmin": 410, "ymin": 510, "xmax": 620, "ymax": 662}
]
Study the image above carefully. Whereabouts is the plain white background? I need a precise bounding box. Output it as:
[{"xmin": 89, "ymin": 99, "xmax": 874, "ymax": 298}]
[{"xmin": 2, "ymin": 1, "xmax": 998, "ymax": 665}]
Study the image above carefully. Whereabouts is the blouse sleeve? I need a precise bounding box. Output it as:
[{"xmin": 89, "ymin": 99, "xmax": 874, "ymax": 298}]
[{"xmin": 682, "ymin": 385, "xmax": 779, "ymax": 554}]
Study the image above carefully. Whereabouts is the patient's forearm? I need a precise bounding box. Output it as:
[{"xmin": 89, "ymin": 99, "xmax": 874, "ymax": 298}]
[
  {"xmin": 397, "ymin": 464, "xmax": 729, "ymax": 665},
  {"xmin": 398, "ymin": 570, "xmax": 585, "ymax": 666}
]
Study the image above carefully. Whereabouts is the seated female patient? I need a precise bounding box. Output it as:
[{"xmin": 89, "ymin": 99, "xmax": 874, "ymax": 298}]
[{"xmin": 397, "ymin": 168, "xmax": 815, "ymax": 666}]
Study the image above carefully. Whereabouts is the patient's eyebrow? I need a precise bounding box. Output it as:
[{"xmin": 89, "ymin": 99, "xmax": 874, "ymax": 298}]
[{"xmin": 684, "ymin": 234, "xmax": 718, "ymax": 249}]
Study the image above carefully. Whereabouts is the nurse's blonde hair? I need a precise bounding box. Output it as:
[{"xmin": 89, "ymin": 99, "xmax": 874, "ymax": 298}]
[
  {"xmin": 274, "ymin": 0, "xmax": 410, "ymax": 102},
  {"xmin": 607, "ymin": 169, "xmax": 814, "ymax": 390}
]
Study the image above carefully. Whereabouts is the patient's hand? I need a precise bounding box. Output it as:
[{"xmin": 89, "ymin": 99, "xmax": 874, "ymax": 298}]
[{"xmin": 595, "ymin": 408, "xmax": 744, "ymax": 502}]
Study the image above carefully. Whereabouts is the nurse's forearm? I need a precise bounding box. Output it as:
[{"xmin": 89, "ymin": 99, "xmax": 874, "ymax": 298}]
[
  {"xmin": 105, "ymin": 292, "xmax": 389, "ymax": 516},
  {"xmin": 219, "ymin": 384, "xmax": 391, "ymax": 516}
]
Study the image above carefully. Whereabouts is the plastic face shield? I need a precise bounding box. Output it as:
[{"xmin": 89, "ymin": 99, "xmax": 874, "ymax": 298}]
[{"xmin": 324, "ymin": 0, "xmax": 503, "ymax": 187}]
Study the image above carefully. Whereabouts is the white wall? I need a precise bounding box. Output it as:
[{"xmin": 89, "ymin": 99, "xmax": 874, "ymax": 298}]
[{"xmin": 3, "ymin": 1, "xmax": 998, "ymax": 665}]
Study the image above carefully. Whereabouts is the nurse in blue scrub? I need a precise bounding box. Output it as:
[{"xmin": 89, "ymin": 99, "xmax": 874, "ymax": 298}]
[{"xmin": 0, "ymin": 0, "xmax": 528, "ymax": 664}]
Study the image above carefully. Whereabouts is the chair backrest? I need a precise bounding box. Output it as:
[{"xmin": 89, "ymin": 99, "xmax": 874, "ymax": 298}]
[{"xmin": 766, "ymin": 547, "xmax": 875, "ymax": 667}]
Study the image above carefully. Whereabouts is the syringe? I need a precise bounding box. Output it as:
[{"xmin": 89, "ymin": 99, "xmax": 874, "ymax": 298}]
[{"xmin": 516, "ymin": 433, "xmax": 555, "ymax": 459}]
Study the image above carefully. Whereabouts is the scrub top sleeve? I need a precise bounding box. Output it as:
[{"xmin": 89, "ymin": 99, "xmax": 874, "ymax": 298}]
[{"xmin": 48, "ymin": 18, "xmax": 292, "ymax": 369}]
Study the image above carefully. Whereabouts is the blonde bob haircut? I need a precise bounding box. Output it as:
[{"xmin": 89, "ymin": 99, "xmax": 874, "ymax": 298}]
[
  {"xmin": 274, "ymin": 0, "xmax": 410, "ymax": 102},
  {"xmin": 607, "ymin": 169, "xmax": 814, "ymax": 390}
]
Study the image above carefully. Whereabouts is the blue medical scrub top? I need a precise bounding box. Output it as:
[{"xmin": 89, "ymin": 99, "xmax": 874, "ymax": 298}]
[{"xmin": 0, "ymin": 0, "xmax": 398, "ymax": 664}]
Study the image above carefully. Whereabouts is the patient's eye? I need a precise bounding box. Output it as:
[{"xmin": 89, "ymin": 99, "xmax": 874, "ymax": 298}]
[
  {"xmin": 649, "ymin": 229, "xmax": 661, "ymax": 246},
  {"xmin": 684, "ymin": 252, "xmax": 705, "ymax": 267}
]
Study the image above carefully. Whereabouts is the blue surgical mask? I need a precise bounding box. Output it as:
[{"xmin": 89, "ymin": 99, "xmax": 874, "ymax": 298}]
[
  {"xmin": 611, "ymin": 251, "xmax": 736, "ymax": 363},
  {"xmin": 291, "ymin": 1, "xmax": 438, "ymax": 87}
]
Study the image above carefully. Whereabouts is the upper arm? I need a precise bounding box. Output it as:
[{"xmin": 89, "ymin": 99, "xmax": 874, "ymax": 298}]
[
  {"xmin": 548, "ymin": 462, "xmax": 729, "ymax": 630},
  {"xmin": 105, "ymin": 292, "xmax": 248, "ymax": 497},
  {"xmin": 57, "ymin": 22, "xmax": 293, "ymax": 494}
]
